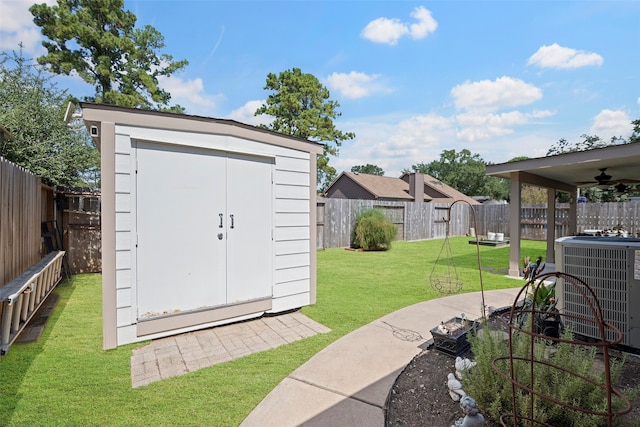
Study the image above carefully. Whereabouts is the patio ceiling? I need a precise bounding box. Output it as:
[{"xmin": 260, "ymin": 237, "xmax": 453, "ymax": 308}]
[
  {"xmin": 485, "ymin": 142, "xmax": 640, "ymax": 277},
  {"xmin": 486, "ymin": 143, "xmax": 640, "ymax": 191}
]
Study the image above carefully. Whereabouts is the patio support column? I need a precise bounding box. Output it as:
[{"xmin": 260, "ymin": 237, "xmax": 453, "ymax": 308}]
[
  {"xmin": 546, "ymin": 188, "xmax": 556, "ymax": 265},
  {"xmin": 508, "ymin": 172, "xmax": 522, "ymax": 277},
  {"xmin": 568, "ymin": 190, "xmax": 577, "ymax": 236}
]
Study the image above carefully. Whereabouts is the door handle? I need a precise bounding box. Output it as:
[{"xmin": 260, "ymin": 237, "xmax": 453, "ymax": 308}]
[
  {"xmin": 230, "ymin": 214, "xmax": 234, "ymax": 229},
  {"xmin": 219, "ymin": 213, "xmax": 223, "ymax": 228}
]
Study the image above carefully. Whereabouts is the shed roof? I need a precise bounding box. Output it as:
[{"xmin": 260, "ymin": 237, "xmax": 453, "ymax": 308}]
[{"xmin": 79, "ymin": 103, "xmax": 324, "ymax": 155}]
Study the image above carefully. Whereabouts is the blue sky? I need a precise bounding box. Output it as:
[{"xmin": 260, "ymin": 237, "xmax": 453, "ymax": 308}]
[{"xmin": 1, "ymin": 1, "xmax": 639, "ymax": 176}]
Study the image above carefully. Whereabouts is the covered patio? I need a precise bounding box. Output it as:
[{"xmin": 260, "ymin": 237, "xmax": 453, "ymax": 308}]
[{"xmin": 486, "ymin": 143, "xmax": 640, "ymax": 277}]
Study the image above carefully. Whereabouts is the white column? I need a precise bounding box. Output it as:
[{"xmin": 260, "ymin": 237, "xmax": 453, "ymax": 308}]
[
  {"xmin": 509, "ymin": 173, "xmax": 522, "ymax": 277},
  {"xmin": 546, "ymin": 188, "xmax": 556, "ymax": 264}
]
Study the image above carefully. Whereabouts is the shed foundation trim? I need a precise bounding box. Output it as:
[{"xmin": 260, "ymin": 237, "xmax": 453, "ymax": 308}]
[{"xmin": 136, "ymin": 298, "xmax": 272, "ymax": 337}]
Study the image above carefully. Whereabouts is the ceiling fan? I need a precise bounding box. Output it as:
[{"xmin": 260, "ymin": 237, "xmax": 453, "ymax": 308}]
[
  {"xmin": 593, "ymin": 168, "xmax": 612, "ymax": 185},
  {"xmin": 613, "ymin": 182, "xmax": 640, "ymax": 194},
  {"xmin": 577, "ymin": 168, "xmax": 640, "ymax": 192},
  {"xmin": 577, "ymin": 168, "xmax": 613, "ymax": 187}
]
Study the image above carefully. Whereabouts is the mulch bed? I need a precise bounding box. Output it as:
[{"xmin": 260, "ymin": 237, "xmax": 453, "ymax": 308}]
[{"xmin": 385, "ymin": 319, "xmax": 640, "ymax": 427}]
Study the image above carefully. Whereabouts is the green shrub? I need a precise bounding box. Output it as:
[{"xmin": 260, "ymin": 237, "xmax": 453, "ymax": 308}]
[
  {"xmin": 350, "ymin": 208, "xmax": 397, "ymax": 251},
  {"xmin": 464, "ymin": 322, "xmax": 627, "ymax": 426}
]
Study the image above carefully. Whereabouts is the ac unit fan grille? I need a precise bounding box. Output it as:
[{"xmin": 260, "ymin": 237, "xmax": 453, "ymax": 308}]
[{"xmin": 562, "ymin": 246, "xmax": 628, "ymax": 345}]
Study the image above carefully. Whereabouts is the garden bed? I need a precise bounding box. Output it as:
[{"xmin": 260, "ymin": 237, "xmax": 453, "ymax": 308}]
[{"xmin": 386, "ymin": 316, "xmax": 640, "ymax": 427}]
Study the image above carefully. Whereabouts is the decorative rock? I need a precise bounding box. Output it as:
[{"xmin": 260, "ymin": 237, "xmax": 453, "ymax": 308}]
[
  {"xmin": 455, "ymin": 356, "xmax": 477, "ymax": 379},
  {"xmin": 437, "ymin": 321, "xmax": 449, "ymax": 334},
  {"xmin": 447, "ymin": 372, "xmax": 466, "ymax": 401},
  {"xmin": 451, "ymin": 396, "xmax": 485, "ymax": 427}
]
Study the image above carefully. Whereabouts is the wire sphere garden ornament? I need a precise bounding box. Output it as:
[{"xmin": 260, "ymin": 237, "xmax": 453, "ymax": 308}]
[
  {"xmin": 430, "ymin": 223, "xmax": 464, "ymax": 294},
  {"xmin": 429, "ymin": 200, "xmax": 486, "ymax": 318}
]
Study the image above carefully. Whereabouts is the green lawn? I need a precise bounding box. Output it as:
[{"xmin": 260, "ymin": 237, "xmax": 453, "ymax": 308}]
[{"xmin": 0, "ymin": 237, "xmax": 545, "ymax": 426}]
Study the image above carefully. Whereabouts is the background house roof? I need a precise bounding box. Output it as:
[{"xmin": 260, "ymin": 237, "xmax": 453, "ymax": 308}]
[
  {"xmin": 342, "ymin": 172, "xmax": 414, "ymax": 200},
  {"xmin": 398, "ymin": 172, "xmax": 480, "ymax": 204},
  {"xmin": 327, "ymin": 172, "xmax": 479, "ymax": 204}
]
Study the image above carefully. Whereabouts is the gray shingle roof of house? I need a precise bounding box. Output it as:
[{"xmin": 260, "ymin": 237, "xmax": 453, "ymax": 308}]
[
  {"xmin": 332, "ymin": 172, "xmax": 479, "ymax": 204},
  {"xmin": 343, "ymin": 172, "xmax": 414, "ymax": 200}
]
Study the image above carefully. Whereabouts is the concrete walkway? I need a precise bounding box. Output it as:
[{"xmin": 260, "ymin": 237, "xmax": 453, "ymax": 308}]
[
  {"xmin": 128, "ymin": 287, "xmax": 523, "ymax": 424},
  {"xmin": 130, "ymin": 311, "xmax": 331, "ymax": 388},
  {"xmin": 240, "ymin": 288, "xmax": 522, "ymax": 427}
]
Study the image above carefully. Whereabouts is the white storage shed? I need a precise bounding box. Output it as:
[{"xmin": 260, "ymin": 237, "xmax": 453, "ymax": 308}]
[{"xmin": 80, "ymin": 103, "xmax": 323, "ymax": 349}]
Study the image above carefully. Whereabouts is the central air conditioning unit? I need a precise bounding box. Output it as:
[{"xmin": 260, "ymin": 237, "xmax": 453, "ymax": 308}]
[{"xmin": 555, "ymin": 236, "xmax": 640, "ymax": 350}]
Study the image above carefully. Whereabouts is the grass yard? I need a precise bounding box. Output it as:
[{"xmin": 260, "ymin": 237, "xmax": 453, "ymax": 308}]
[{"xmin": 0, "ymin": 237, "xmax": 545, "ymax": 426}]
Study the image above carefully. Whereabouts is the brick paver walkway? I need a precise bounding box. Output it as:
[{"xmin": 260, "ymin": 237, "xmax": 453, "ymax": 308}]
[{"xmin": 130, "ymin": 311, "xmax": 331, "ymax": 388}]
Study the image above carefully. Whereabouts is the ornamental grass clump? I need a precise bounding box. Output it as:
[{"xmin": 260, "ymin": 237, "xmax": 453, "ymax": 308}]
[
  {"xmin": 464, "ymin": 322, "xmax": 628, "ymax": 426},
  {"xmin": 351, "ymin": 208, "xmax": 397, "ymax": 251}
]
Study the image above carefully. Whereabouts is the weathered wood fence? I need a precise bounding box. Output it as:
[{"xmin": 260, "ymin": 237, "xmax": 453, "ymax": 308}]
[
  {"xmin": 317, "ymin": 198, "xmax": 640, "ymax": 249},
  {"xmin": 0, "ymin": 157, "xmax": 43, "ymax": 286},
  {"xmin": 59, "ymin": 189, "xmax": 101, "ymax": 274},
  {"xmin": 0, "ymin": 156, "xmax": 64, "ymax": 354}
]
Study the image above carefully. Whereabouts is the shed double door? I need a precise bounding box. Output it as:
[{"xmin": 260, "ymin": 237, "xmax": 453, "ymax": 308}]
[{"xmin": 134, "ymin": 141, "xmax": 274, "ymax": 319}]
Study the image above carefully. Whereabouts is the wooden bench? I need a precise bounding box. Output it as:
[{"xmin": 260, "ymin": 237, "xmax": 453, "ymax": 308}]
[{"xmin": 0, "ymin": 251, "xmax": 65, "ymax": 355}]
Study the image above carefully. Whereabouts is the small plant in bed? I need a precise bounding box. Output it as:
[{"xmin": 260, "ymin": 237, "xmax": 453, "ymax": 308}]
[
  {"xmin": 350, "ymin": 208, "xmax": 397, "ymax": 251},
  {"xmin": 464, "ymin": 321, "xmax": 628, "ymax": 426}
]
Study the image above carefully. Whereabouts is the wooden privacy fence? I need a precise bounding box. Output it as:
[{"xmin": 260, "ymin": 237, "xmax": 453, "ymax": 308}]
[
  {"xmin": 317, "ymin": 198, "xmax": 472, "ymax": 249},
  {"xmin": 317, "ymin": 199, "xmax": 640, "ymax": 249},
  {"xmin": 0, "ymin": 157, "xmax": 43, "ymax": 287},
  {"xmin": 0, "ymin": 156, "xmax": 65, "ymax": 355},
  {"xmin": 58, "ymin": 189, "xmax": 101, "ymax": 274}
]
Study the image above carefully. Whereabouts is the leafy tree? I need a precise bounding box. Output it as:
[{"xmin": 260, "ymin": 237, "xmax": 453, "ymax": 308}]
[
  {"xmin": 629, "ymin": 119, "xmax": 640, "ymax": 144},
  {"xmin": 351, "ymin": 164, "xmax": 384, "ymax": 176},
  {"xmin": 30, "ymin": 0, "xmax": 188, "ymax": 111},
  {"xmin": 408, "ymin": 149, "xmax": 509, "ymax": 200},
  {"xmin": 507, "ymin": 156, "xmax": 552, "ymax": 203},
  {"xmin": 0, "ymin": 49, "xmax": 99, "ymax": 187},
  {"xmin": 255, "ymin": 68, "xmax": 355, "ymax": 190},
  {"xmin": 546, "ymin": 125, "xmax": 639, "ymax": 156},
  {"xmin": 521, "ymin": 185, "xmax": 547, "ymax": 204},
  {"xmin": 546, "ymin": 123, "xmax": 639, "ymax": 202}
]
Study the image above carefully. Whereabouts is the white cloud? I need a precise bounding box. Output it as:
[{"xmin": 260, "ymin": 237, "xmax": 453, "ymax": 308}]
[
  {"xmin": 337, "ymin": 113, "xmax": 456, "ymax": 176},
  {"xmin": 409, "ymin": 6, "xmax": 438, "ymax": 39},
  {"xmin": 225, "ymin": 100, "xmax": 273, "ymax": 127},
  {"xmin": 337, "ymin": 105, "xmax": 559, "ymax": 176},
  {"xmin": 0, "ymin": 27, "xmax": 42, "ymax": 52},
  {"xmin": 0, "ymin": 0, "xmax": 55, "ymax": 52},
  {"xmin": 528, "ymin": 43, "xmax": 603, "ymax": 69},
  {"xmin": 361, "ymin": 6, "xmax": 437, "ymax": 45},
  {"xmin": 157, "ymin": 75, "xmax": 223, "ymax": 116},
  {"xmin": 455, "ymin": 110, "xmax": 554, "ymax": 142},
  {"xmin": 451, "ymin": 76, "xmax": 543, "ymax": 112},
  {"xmin": 326, "ymin": 71, "xmax": 390, "ymax": 99},
  {"xmin": 336, "ymin": 74, "xmax": 554, "ymax": 175},
  {"xmin": 361, "ymin": 17, "xmax": 408, "ymax": 46},
  {"xmin": 589, "ymin": 109, "xmax": 633, "ymax": 140}
]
